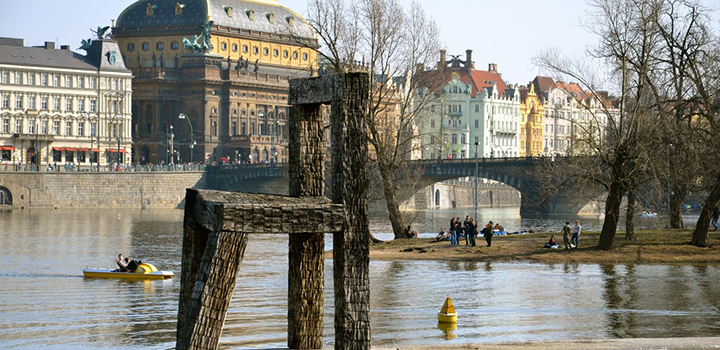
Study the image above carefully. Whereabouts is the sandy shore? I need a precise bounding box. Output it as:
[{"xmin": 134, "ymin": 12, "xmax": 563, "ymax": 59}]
[{"xmin": 358, "ymin": 230, "xmax": 720, "ymax": 264}]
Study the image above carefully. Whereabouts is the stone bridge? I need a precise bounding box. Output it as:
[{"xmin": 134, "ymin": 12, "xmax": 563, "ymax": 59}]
[{"xmin": 205, "ymin": 157, "xmax": 571, "ymax": 215}]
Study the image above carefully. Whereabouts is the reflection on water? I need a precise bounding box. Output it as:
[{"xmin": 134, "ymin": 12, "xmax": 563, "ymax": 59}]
[{"xmin": 0, "ymin": 209, "xmax": 719, "ymax": 349}]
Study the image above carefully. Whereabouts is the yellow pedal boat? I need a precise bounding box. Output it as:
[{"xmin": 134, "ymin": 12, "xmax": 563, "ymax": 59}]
[{"xmin": 83, "ymin": 263, "xmax": 173, "ymax": 280}]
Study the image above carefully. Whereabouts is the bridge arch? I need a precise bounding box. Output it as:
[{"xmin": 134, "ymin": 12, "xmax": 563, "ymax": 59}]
[
  {"xmin": 205, "ymin": 158, "xmax": 587, "ymax": 215},
  {"xmin": 0, "ymin": 186, "xmax": 11, "ymax": 206}
]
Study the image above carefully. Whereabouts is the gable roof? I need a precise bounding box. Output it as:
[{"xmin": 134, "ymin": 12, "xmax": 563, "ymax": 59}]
[{"xmin": 530, "ymin": 76, "xmax": 555, "ymax": 101}]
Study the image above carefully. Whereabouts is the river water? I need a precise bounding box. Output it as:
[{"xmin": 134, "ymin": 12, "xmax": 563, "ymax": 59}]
[{"xmin": 1, "ymin": 208, "xmax": 718, "ymax": 349}]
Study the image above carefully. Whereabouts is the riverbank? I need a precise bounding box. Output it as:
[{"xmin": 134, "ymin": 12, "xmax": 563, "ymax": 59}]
[
  {"xmin": 365, "ymin": 230, "xmax": 720, "ymax": 264},
  {"xmin": 370, "ymin": 336, "xmax": 720, "ymax": 349}
]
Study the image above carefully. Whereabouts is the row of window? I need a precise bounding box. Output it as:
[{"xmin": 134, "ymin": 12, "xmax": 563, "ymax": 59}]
[
  {"xmin": 227, "ymin": 121, "xmax": 288, "ymax": 138},
  {"xmin": 430, "ymin": 103, "xmax": 520, "ymax": 116},
  {"xmin": 217, "ymin": 42, "xmax": 310, "ymax": 61},
  {"xmin": 545, "ymin": 124, "xmax": 571, "ymax": 134},
  {"xmin": 127, "ymin": 40, "xmax": 311, "ymax": 62},
  {"xmin": 0, "ymin": 117, "xmax": 100, "ymax": 137},
  {"xmin": 545, "ymin": 138, "xmax": 569, "ymax": 150},
  {"xmin": 0, "ymin": 70, "xmax": 126, "ymax": 91},
  {"xmin": 1, "ymin": 94, "xmax": 98, "ymax": 112},
  {"xmin": 127, "ymin": 41, "xmax": 180, "ymax": 52}
]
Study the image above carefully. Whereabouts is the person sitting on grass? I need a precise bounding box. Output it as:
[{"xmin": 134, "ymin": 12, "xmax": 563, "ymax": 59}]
[
  {"xmin": 406, "ymin": 225, "xmax": 418, "ymax": 239},
  {"xmin": 435, "ymin": 227, "xmax": 449, "ymax": 242},
  {"xmin": 544, "ymin": 235, "xmax": 559, "ymax": 249}
]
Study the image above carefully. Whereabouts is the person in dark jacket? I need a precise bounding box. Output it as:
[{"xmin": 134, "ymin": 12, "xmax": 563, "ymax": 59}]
[
  {"xmin": 468, "ymin": 218, "xmax": 478, "ymax": 246},
  {"xmin": 482, "ymin": 221, "xmax": 494, "ymax": 247}
]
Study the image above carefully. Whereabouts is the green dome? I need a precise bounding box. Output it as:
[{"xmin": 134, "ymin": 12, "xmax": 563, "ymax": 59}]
[{"xmin": 115, "ymin": 0, "xmax": 314, "ymax": 40}]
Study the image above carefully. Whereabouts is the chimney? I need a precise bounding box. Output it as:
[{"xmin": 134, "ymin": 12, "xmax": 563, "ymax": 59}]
[
  {"xmin": 44, "ymin": 41, "xmax": 55, "ymax": 50},
  {"xmin": 439, "ymin": 49, "xmax": 446, "ymax": 70},
  {"xmin": 465, "ymin": 49, "xmax": 473, "ymax": 69},
  {"xmin": 415, "ymin": 63, "xmax": 424, "ymax": 73},
  {"xmin": 488, "ymin": 63, "xmax": 497, "ymax": 73}
]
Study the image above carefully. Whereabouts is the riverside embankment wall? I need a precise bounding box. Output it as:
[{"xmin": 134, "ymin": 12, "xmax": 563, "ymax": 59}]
[{"xmin": 0, "ymin": 172, "xmax": 206, "ymax": 209}]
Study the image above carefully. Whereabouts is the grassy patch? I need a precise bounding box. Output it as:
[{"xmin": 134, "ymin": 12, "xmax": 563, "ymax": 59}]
[{"xmin": 356, "ymin": 229, "xmax": 720, "ymax": 264}]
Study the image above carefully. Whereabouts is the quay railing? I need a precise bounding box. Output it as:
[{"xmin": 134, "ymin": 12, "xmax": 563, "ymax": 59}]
[{"xmin": 0, "ymin": 163, "xmax": 206, "ymax": 173}]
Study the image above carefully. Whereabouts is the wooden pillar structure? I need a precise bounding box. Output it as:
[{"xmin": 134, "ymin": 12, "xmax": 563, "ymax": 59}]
[{"xmin": 176, "ymin": 72, "xmax": 370, "ymax": 350}]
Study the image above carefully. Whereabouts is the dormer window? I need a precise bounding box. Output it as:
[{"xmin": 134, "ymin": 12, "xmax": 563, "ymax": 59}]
[
  {"xmin": 246, "ymin": 9, "xmax": 255, "ymax": 21},
  {"xmin": 175, "ymin": 2, "xmax": 185, "ymax": 15},
  {"xmin": 225, "ymin": 6, "xmax": 233, "ymax": 17},
  {"xmin": 286, "ymin": 15, "xmax": 295, "ymax": 27},
  {"xmin": 266, "ymin": 12, "xmax": 275, "ymax": 24}
]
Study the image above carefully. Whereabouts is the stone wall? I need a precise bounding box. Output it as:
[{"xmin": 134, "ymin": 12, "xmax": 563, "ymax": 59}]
[
  {"xmin": 0, "ymin": 172, "xmax": 206, "ymax": 209},
  {"xmin": 407, "ymin": 183, "xmax": 521, "ymax": 210}
]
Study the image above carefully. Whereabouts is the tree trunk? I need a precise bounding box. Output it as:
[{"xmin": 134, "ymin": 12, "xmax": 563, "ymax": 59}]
[
  {"xmin": 692, "ymin": 174, "xmax": 720, "ymax": 247},
  {"xmin": 599, "ymin": 160, "xmax": 626, "ymax": 250},
  {"xmin": 378, "ymin": 162, "xmax": 406, "ymax": 239},
  {"xmin": 669, "ymin": 189, "xmax": 685, "ymax": 229},
  {"xmin": 625, "ymin": 189, "xmax": 636, "ymax": 241}
]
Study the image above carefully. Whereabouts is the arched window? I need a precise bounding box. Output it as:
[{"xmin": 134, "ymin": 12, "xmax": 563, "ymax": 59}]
[{"xmin": 435, "ymin": 189, "xmax": 440, "ymax": 206}]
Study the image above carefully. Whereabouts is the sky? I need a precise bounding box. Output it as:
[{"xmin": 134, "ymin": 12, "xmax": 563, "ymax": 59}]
[{"xmin": 1, "ymin": 0, "xmax": 718, "ymax": 86}]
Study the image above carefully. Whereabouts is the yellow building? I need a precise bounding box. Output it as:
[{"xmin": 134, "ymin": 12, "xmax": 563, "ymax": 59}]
[
  {"xmin": 113, "ymin": 0, "xmax": 317, "ymax": 164},
  {"xmin": 519, "ymin": 83, "xmax": 544, "ymax": 157}
]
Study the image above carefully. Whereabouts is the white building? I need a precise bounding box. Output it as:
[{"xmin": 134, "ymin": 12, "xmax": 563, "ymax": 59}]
[
  {"xmin": 415, "ymin": 50, "xmax": 520, "ymax": 160},
  {"xmin": 0, "ymin": 37, "xmax": 132, "ymax": 169},
  {"xmin": 532, "ymin": 76, "xmax": 614, "ymax": 157}
]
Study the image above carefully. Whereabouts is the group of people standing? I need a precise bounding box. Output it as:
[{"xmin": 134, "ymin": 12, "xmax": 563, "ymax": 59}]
[
  {"xmin": 560, "ymin": 220, "xmax": 582, "ymax": 249},
  {"xmin": 435, "ymin": 216, "xmax": 496, "ymax": 247}
]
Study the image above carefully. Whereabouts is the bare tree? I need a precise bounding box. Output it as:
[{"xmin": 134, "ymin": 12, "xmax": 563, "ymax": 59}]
[
  {"xmin": 307, "ymin": 0, "xmax": 442, "ymax": 239},
  {"xmin": 536, "ymin": 0, "xmax": 667, "ymax": 250}
]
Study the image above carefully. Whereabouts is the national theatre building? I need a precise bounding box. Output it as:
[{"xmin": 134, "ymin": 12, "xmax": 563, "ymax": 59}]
[{"xmin": 113, "ymin": 0, "xmax": 318, "ymax": 164}]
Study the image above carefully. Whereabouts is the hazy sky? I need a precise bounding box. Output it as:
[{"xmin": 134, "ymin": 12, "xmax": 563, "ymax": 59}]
[{"xmin": 1, "ymin": 0, "xmax": 718, "ymax": 85}]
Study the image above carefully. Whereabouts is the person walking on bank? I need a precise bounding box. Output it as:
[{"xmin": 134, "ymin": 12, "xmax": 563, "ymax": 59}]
[
  {"xmin": 712, "ymin": 207, "xmax": 720, "ymax": 231},
  {"xmin": 482, "ymin": 221, "xmax": 494, "ymax": 247},
  {"xmin": 572, "ymin": 220, "xmax": 582, "ymax": 249},
  {"xmin": 562, "ymin": 221, "xmax": 572, "ymax": 249},
  {"xmin": 450, "ymin": 217, "xmax": 457, "ymax": 246}
]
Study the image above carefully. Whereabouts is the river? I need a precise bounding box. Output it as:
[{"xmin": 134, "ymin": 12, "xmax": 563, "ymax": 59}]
[{"xmin": 0, "ymin": 208, "xmax": 717, "ymax": 349}]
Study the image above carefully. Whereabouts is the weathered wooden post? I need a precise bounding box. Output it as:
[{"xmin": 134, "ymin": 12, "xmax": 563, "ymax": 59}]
[
  {"xmin": 331, "ymin": 73, "xmax": 371, "ymax": 350},
  {"xmin": 176, "ymin": 72, "xmax": 370, "ymax": 350},
  {"xmin": 287, "ymin": 102, "xmax": 326, "ymax": 348}
]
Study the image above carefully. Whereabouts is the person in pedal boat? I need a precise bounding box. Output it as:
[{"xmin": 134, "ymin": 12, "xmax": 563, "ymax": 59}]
[
  {"xmin": 115, "ymin": 254, "xmax": 142, "ymax": 272},
  {"xmin": 116, "ymin": 254, "xmax": 129, "ymax": 272}
]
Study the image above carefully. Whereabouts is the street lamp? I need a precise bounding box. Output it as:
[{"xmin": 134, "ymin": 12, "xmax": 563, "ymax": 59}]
[
  {"xmin": 109, "ymin": 113, "xmax": 123, "ymax": 167},
  {"xmin": 79, "ymin": 111, "xmax": 97, "ymax": 171},
  {"xmin": 33, "ymin": 119, "xmax": 40, "ymax": 172},
  {"xmin": 270, "ymin": 106, "xmax": 277, "ymax": 164},
  {"xmin": 169, "ymin": 125, "xmax": 174, "ymax": 165},
  {"xmin": 474, "ymin": 141, "xmax": 479, "ymax": 221},
  {"xmin": 178, "ymin": 113, "xmax": 195, "ymax": 163}
]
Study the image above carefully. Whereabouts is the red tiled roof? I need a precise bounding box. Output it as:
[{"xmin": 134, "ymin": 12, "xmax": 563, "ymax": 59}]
[{"xmin": 415, "ymin": 67, "xmax": 508, "ymax": 98}]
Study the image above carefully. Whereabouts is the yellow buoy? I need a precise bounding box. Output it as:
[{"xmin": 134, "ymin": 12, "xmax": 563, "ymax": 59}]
[{"xmin": 437, "ymin": 294, "xmax": 458, "ymax": 323}]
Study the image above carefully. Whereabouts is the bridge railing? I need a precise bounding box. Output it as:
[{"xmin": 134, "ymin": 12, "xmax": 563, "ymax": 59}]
[
  {"xmin": 203, "ymin": 156, "xmax": 559, "ymax": 171},
  {"xmin": 0, "ymin": 163, "xmax": 207, "ymax": 173}
]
